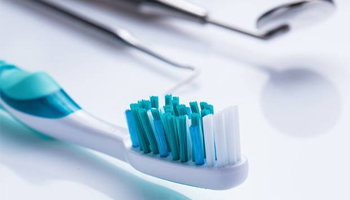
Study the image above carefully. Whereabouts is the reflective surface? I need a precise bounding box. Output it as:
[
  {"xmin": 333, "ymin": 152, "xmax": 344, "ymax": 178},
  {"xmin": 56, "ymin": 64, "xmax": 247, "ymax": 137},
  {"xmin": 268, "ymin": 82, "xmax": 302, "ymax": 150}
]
[
  {"xmin": 257, "ymin": 0, "xmax": 336, "ymax": 31},
  {"xmin": 1, "ymin": 0, "xmax": 350, "ymax": 199}
]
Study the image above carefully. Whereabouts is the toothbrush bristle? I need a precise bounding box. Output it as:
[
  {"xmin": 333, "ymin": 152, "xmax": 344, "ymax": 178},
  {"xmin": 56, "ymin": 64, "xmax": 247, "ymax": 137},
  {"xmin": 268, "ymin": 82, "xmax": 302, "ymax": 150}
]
[
  {"xmin": 125, "ymin": 95, "xmax": 241, "ymax": 167},
  {"xmin": 150, "ymin": 96, "xmax": 159, "ymax": 109}
]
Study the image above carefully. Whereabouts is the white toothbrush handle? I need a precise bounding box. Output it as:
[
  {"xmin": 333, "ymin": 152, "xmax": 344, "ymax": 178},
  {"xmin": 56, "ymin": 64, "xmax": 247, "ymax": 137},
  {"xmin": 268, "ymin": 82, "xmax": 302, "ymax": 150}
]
[
  {"xmin": 3, "ymin": 103, "xmax": 129, "ymax": 161},
  {"xmin": 0, "ymin": 63, "xmax": 129, "ymax": 162}
]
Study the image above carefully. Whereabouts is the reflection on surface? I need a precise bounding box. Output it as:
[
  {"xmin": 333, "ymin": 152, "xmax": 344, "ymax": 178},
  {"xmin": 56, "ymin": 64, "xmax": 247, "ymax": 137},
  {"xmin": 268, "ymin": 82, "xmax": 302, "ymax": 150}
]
[
  {"xmin": 0, "ymin": 109, "xmax": 189, "ymax": 200},
  {"xmin": 261, "ymin": 68, "xmax": 341, "ymax": 137}
]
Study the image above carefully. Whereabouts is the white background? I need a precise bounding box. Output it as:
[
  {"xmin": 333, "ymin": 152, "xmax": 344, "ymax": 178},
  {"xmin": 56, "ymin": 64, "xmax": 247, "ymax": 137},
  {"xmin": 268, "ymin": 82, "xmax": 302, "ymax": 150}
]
[{"xmin": 1, "ymin": 0, "xmax": 350, "ymax": 199}]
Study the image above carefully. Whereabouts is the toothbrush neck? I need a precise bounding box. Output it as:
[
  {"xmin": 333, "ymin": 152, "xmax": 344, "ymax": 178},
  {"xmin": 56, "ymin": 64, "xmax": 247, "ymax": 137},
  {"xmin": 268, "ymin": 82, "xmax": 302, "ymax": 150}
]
[
  {"xmin": 2, "ymin": 100, "xmax": 129, "ymax": 162},
  {"xmin": 69, "ymin": 110, "xmax": 130, "ymax": 162}
]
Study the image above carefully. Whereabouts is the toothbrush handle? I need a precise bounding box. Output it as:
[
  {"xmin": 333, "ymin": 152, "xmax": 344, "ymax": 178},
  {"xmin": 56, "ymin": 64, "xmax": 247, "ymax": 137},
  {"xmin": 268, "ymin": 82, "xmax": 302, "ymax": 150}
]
[{"xmin": 0, "ymin": 63, "xmax": 129, "ymax": 161}]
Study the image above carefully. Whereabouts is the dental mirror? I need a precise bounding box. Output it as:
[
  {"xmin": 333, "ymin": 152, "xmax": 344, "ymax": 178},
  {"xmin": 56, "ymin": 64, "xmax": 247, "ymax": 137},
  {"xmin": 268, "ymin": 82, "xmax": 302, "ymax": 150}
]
[{"xmin": 257, "ymin": 0, "xmax": 336, "ymax": 32}]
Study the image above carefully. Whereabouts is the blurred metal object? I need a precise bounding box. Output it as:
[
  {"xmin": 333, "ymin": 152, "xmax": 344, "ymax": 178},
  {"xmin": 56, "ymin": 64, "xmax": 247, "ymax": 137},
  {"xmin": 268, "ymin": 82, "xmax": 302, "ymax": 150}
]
[
  {"xmin": 32, "ymin": 0, "xmax": 195, "ymax": 71},
  {"xmin": 257, "ymin": 0, "xmax": 335, "ymax": 32},
  {"xmin": 32, "ymin": 0, "xmax": 200, "ymax": 94},
  {"xmin": 126, "ymin": 0, "xmax": 335, "ymax": 40}
]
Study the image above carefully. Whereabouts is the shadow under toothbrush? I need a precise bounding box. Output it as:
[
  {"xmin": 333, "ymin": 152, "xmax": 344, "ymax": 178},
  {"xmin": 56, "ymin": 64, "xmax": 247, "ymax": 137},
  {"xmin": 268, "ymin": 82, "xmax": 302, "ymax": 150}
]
[
  {"xmin": 5, "ymin": 0, "xmax": 201, "ymax": 87},
  {"xmin": 0, "ymin": 109, "xmax": 189, "ymax": 200}
]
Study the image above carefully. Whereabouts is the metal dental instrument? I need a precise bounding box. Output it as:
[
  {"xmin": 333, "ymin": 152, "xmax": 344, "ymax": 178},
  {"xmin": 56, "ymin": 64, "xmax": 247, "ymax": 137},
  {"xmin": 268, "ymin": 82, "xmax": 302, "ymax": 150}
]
[
  {"xmin": 32, "ymin": 0, "xmax": 200, "ymax": 94},
  {"xmin": 124, "ymin": 0, "xmax": 335, "ymax": 40}
]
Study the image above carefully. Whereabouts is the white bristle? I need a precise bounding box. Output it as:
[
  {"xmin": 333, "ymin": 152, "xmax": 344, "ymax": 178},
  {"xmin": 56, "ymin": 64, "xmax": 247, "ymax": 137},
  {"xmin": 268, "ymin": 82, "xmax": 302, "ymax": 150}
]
[
  {"xmin": 186, "ymin": 115, "xmax": 192, "ymax": 160},
  {"xmin": 232, "ymin": 106, "xmax": 241, "ymax": 161},
  {"xmin": 214, "ymin": 111, "xmax": 227, "ymax": 167},
  {"xmin": 224, "ymin": 106, "xmax": 239, "ymax": 165},
  {"xmin": 203, "ymin": 114, "xmax": 215, "ymax": 167}
]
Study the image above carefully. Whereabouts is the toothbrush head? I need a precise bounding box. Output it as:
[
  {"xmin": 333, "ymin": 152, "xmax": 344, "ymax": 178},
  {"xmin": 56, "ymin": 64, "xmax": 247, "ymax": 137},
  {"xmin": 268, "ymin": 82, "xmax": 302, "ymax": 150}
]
[{"xmin": 124, "ymin": 95, "xmax": 248, "ymax": 190}]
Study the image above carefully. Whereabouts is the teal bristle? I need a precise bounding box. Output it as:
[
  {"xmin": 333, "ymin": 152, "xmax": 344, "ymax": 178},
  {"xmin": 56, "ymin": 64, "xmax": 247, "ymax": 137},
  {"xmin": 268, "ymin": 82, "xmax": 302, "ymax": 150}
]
[
  {"xmin": 173, "ymin": 96, "xmax": 179, "ymax": 101},
  {"xmin": 172, "ymin": 96, "xmax": 180, "ymax": 110},
  {"xmin": 137, "ymin": 109, "xmax": 159, "ymax": 154},
  {"xmin": 137, "ymin": 101, "xmax": 142, "ymax": 108},
  {"xmin": 177, "ymin": 104, "xmax": 187, "ymax": 116},
  {"xmin": 130, "ymin": 103, "xmax": 139, "ymax": 110},
  {"xmin": 190, "ymin": 101, "xmax": 200, "ymax": 114},
  {"xmin": 191, "ymin": 113, "xmax": 201, "ymax": 126},
  {"xmin": 159, "ymin": 112, "xmax": 171, "ymax": 152},
  {"xmin": 201, "ymin": 109, "xmax": 211, "ymax": 117},
  {"xmin": 167, "ymin": 115, "xmax": 180, "ymax": 160},
  {"xmin": 130, "ymin": 104, "xmax": 150, "ymax": 153},
  {"xmin": 139, "ymin": 100, "xmax": 151, "ymax": 110},
  {"xmin": 163, "ymin": 105, "xmax": 174, "ymax": 115},
  {"xmin": 150, "ymin": 96, "xmax": 159, "ymax": 108},
  {"xmin": 172, "ymin": 97, "xmax": 180, "ymax": 116},
  {"xmin": 200, "ymin": 102, "xmax": 214, "ymax": 115},
  {"xmin": 208, "ymin": 104, "xmax": 214, "ymax": 114},
  {"xmin": 174, "ymin": 107, "xmax": 180, "ymax": 116},
  {"xmin": 165, "ymin": 94, "xmax": 172, "ymax": 106},
  {"xmin": 126, "ymin": 95, "xmax": 216, "ymax": 164},
  {"xmin": 200, "ymin": 102, "xmax": 208, "ymax": 110},
  {"xmin": 151, "ymin": 109, "xmax": 168, "ymax": 157},
  {"xmin": 150, "ymin": 109, "xmax": 161, "ymax": 122},
  {"xmin": 178, "ymin": 115, "xmax": 189, "ymax": 162},
  {"xmin": 174, "ymin": 106, "xmax": 180, "ymax": 117}
]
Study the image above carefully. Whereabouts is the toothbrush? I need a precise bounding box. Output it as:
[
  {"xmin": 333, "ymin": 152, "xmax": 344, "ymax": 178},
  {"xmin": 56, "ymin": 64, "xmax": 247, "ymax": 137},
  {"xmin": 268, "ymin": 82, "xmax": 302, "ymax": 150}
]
[{"xmin": 0, "ymin": 62, "xmax": 248, "ymax": 190}]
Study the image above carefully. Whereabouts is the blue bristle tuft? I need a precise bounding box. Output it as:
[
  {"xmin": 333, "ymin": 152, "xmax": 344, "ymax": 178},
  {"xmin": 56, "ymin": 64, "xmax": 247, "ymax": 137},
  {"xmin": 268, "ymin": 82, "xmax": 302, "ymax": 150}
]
[
  {"xmin": 167, "ymin": 114, "xmax": 180, "ymax": 160},
  {"xmin": 130, "ymin": 104, "xmax": 150, "ymax": 153},
  {"xmin": 189, "ymin": 125, "xmax": 204, "ymax": 165},
  {"xmin": 151, "ymin": 109, "xmax": 168, "ymax": 157},
  {"xmin": 154, "ymin": 119, "xmax": 169, "ymax": 157},
  {"xmin": 137, "ymin": 108, "xmax": 158, "ymax": 154},
  {"xmin": 126, "ymin": 95, "xmax": 217, "ymax": 165},
  {"xmin": 159, "ymin": 111, "xmax": 171, "ymax": 152}
]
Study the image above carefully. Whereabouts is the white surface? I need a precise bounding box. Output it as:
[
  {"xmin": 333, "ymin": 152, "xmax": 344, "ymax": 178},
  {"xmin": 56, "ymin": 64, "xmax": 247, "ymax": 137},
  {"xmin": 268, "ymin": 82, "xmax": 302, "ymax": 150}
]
[{"xmin": 0, "ymin": 0, "xmax": 350, "ymax": 199}]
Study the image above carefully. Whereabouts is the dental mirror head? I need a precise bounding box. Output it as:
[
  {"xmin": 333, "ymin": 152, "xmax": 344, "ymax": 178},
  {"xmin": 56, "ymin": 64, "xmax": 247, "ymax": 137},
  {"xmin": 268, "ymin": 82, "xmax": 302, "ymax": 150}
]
[{"xmin": 257, "ymin": 0, "xmax": 336, "ymax": 32}]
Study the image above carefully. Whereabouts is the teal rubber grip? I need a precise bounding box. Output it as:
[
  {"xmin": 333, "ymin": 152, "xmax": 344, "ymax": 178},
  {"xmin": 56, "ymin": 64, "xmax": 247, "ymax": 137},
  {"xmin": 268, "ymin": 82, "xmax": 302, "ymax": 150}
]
[{"xmin": 0, "ymin": 61, "xmax": 81, "ymax": 118}]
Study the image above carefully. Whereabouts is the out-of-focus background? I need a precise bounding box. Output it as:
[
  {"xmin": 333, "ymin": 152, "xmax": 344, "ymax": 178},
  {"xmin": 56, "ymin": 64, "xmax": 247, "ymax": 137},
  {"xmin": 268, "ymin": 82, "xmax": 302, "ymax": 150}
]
[{"xmin": 0, "ymin": 0, "xmax": 349, "ymax": 199}]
